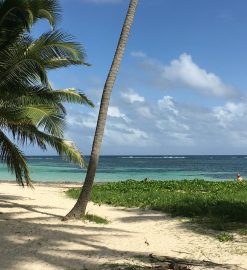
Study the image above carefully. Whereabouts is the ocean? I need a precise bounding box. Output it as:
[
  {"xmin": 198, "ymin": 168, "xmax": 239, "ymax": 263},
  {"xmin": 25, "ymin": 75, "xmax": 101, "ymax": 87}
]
[{"xmin": 0, "ymin": 155, "xmax": 246, "ymax": 183}]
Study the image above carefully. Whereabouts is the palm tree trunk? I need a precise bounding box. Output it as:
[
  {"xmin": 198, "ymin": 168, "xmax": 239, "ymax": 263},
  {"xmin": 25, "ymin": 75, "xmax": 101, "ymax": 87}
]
[{"xmin": 64, "ymin": 0, "xmax": 139, "ymax": 220}]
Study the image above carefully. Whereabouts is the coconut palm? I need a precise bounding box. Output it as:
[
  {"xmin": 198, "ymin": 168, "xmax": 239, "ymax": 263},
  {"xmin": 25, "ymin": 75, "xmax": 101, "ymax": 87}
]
[
  {"xmin": 0, "ymin": 0, "xmax": 60, "ymax": 50},
  {"xmin": 0, "ymin": 87, "xmax": 93, "ymax": 186},
  {"xmin": 64, "ymin": 0, "xmax": 139, "ymax": 219},
  {"xmin": 0, "ymin": 0, "xmax": 93, "ymax": 186}
]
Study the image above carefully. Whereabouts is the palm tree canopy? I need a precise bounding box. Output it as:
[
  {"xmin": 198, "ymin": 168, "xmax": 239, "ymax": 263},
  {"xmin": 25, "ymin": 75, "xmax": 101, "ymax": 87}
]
[
  {"xmin": 0, "ymin": 0, "xmax": 60, "ymax": 50},
  {"xmin": 0, "ymin": 0, "xmax": 93, "ymax": 186}
]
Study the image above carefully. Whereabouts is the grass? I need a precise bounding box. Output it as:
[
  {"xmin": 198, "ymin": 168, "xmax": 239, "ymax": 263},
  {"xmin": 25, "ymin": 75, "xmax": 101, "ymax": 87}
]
[
  {"xmin": 66, "ymin": 179, "xmax": 247, "ymax": 234},
  {"xmin": 238, "ymin": 228, "xmax": 247, "ymax": 235},
  {"xmin": 217, "ymin": 232, "xmax": 234, "ymax": 242},
  {"xmin": 82, "ymin": 213, "xmax": 109, "ymax": 224}
]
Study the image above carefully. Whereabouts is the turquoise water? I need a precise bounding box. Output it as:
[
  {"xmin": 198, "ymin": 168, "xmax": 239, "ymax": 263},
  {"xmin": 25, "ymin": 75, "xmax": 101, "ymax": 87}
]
[{"xmin": 0, "ymin": 155, "xmax": 247, "ymax": 182}]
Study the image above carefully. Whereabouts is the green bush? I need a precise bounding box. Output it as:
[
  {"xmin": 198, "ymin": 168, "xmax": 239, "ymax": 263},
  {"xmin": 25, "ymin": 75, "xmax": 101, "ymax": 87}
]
[{"xmin": 66, "ymin": 179, "xmax": 247, "ymax": 232}]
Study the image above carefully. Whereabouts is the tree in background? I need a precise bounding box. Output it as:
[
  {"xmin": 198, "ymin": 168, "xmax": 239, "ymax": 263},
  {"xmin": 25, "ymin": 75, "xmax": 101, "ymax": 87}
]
[
  {"xmin": 64, "ymin": 0, "xmax": 139, "ymax": 220},
  {"xmin": 0, "ymin": 0, "xmax": 93, "ymax": 186}
]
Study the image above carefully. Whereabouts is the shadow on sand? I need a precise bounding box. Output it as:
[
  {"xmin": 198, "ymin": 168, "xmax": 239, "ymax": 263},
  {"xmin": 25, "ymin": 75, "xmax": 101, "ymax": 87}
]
[{"xmin": 0, "ymin": 193, "xmax": 245, "ymax": 270}]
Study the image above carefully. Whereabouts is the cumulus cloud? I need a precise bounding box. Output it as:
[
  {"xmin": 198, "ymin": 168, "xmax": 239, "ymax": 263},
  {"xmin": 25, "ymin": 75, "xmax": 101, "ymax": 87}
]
[
  {"xmin": 67, "ymin": 111, "xmax": 97, "ymax": 129},
  {"xmin": 108, "ymin": 106, "xmax": 130, "ymax": 122},
  {"xmin": 213, "ymin": 102, "xmax": 246, "ymax": 128},
  {"xmin": 121, "ymin": 88, "xmax": 145, "ymax": 103},
  {"xmin": 64, "ymin": 84, "xmax": 247, "ymax": 154},
  {"xmin": 155, "ymin": 96, "xmax": 192, "ymax": 145},
  {"xmin": 137, "ymin": 53, "xmax": 237, "ymax": 98},
  {"xmin": 158, "ymin": 96, "xmax": 178, "ymax": 115},
  {"xmin": 162, "ymin": 54, "xmax": 235, "ymax": 97}
]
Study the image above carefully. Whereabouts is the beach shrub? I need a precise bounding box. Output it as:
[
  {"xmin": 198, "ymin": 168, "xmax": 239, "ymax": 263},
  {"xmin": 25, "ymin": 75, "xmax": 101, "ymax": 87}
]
[{"xmin": 66, "ymin": 179, "xmax": 247, "ymax": 232}]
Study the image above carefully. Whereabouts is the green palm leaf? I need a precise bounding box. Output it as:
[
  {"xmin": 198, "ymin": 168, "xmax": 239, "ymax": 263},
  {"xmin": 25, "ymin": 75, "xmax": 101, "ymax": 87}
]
[
  {"xmin": 0, "ymin": 0, "xmax": 60, "ymax": 49},
  {"xmin": 0, "ymin": 130, "xmax": 32, "ymax": 186},
  {"xmin": 25, "ymin": 30, "xmax": 88, "ymax": 69},
  {"xmin": 0, "ymin": 0, "xmax": 91, "ymax": 186},
  {"xmin": 52, "ymin": 89, "xmax": 94, "ymax": 107},
  {"xmin": 0, "ymin": 104, "xmax": 65, "ymax": 137},
  {"xmin": 3, "ymin": 123, "xmax": 85, "ymax": 168}
]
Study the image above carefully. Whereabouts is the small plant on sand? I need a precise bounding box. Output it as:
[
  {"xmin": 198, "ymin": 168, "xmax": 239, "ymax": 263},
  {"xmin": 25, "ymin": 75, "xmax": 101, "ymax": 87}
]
[
  {"xmin": 217, "ymin": 233, "xmax": 234, "ymax": 242},
  {"xmin": 239, "ymin": 228, "xmax": 247, "ymax": 235},
  {"xmin": 82, "ymin": 213, "xmax": 109, "ymax": 224}
]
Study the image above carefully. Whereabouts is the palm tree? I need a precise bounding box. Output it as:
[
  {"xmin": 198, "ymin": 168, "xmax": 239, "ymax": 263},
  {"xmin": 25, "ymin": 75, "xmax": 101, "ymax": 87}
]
[
  {"xmin": 0, "ymin": 0, "xmax": 93, "ymax": 186},
  {"xmin": 0, "ymin": 0, "xmax": 60, "ymax": 50},
  {"xmin": 64, "ymin": 0, "xmax": 139, "ymax": 220},
  {"xmin": 0, "ymin": 86, "xmax": 93, "ymax": 186}
]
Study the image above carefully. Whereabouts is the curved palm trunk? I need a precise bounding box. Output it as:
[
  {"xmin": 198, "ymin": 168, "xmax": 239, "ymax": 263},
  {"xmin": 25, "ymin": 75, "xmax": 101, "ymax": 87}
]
[{"xmin": 64, "ymin": 0, "xmax": 139, "ymax": 219}]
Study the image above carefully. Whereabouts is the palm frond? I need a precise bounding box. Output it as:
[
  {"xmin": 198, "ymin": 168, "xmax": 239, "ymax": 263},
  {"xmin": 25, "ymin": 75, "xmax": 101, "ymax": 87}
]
[
  {"xmin": 41, "ymin": 135, "xmax": 85, "ymax": 168},
  {"xmin": 19, "ymin": 105, "xmax": 65, "ymax": 137},
  {"xmin": 30, "ymin": 0, "xmax": 61, "ymax": 27},
  {"xmin": 0, "ymin": 0, "xmax": 90, "ymax": 186},
  {"xmin": 0, "ymin": 130, "xmax": 32, "ymax": 186},
  {"xmin": 44, "ymin": 88, "xmax": 94, "ymax": 107},
  {"xmin": 2, "ymin": 123, "xmax": 85, "ymax": 168},
  {"xmin": 0, "ymin": 37, "xmax": 49, "ymax": 88},
  {"xmin": 3, "ymin": 87, "xmax": 94, "ymax": 108},
  {"xmin": 25, "ymin": 30, "xmax": 88, "ymax": 69},
  {"xmin": 0, "ymin": 104, "xmax": 65, "ymax": 137},
  {"xmin": 0, "ymin": 30, "xmax": 88, "ymax": 89},
  {"xmin": 0, "ymin": 0, "xmax": 60, "ymax": 49},
  {"xmin": 4, "ymin": 123, "xmax": 47, "ymax": 150}
]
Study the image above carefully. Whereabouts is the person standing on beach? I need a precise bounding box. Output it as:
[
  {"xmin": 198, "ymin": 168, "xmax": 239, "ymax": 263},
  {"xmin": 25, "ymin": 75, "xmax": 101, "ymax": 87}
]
[{"xmin": 236, "ymin": 173, "xmax": 243, "ymax": 182}]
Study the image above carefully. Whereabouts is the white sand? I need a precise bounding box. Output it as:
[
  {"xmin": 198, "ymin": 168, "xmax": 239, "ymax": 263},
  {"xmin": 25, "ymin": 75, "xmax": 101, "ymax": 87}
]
[{"xmin": 0, "ymin": 182, "xmax": 246, "ymax": 270}]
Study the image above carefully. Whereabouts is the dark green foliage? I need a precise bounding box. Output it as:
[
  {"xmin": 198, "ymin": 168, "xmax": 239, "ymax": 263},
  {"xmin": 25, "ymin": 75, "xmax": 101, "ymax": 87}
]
[
  {"xmin": 0, "ymin": 0, "xmax": 94, "ymax": 186},
  {"xmin": 217, "ymin": 233, "xmax": 234, "ymax": 242},
  {"xmin": 66, "ymin": 179, "xmax": 247, "ymax": 231}
]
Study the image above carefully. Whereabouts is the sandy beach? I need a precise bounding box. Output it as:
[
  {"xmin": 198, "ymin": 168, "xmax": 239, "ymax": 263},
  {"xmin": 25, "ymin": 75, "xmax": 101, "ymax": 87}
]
[{"xmin": 0, "ymin": 182, "xmax": 246, "ymax": 270}]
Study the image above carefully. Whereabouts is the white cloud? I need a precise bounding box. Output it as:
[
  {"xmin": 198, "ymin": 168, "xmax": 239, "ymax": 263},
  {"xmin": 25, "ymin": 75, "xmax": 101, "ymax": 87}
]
[
  {"xmin": 65, "ymin": 84, "xmax": 247, "ymax": 154},
  {"xmin": 155, "ymin": 95, "xmax": 193, "ymax": 145},
  {"xmin": 213, "ymin": 102, "xmax": 246, "ymax": 128},
  {"xmin": 156, "ymin": 118, "xmax": 190, "ymax": 133},
  {"xmin": 136, "ymin": 107, "xmax": 153, "ymax": 119},
  {"xmin": 105, "ymin": 123, "xmax": 150, "ymax": 146},
  {"xmin": 108, "ymin": 106, "xmax": 130, "ymax": 122},
  {"xmin": 108, "ymin": 106, "xmax": 124, "ymax": 118},
  {"xmin": 67, "ymin": 111, "xmax": 97, "ymax": 129},
  {"xmin": 162, "ymin": 53, "xmax": 235, "ymax": 97},
  {"xmin": 121, "ymin": 88, "xmax": 145, "ymax": 103},
  {"xmin": 131, "ymin": 51, "xmax": 147, "ymax": 58},
  {"xmin": 158, "ymin": 96, "xmax": 178, "ymax": 115},
  {"xmin": 138, "ymin": 53, "xmax": 237, "ymax": 98}
]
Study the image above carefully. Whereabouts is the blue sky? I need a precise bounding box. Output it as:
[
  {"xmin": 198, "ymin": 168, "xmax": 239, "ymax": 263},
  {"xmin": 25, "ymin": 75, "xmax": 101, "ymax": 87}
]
[{"xmin": 28, "ymin": 0, "xmax": 247, "ymax": 155}]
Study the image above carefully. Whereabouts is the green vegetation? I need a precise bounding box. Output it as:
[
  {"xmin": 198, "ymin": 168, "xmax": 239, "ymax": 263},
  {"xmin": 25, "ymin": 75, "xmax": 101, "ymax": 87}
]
[
  {"xmin": 0, "ymin": 0, "xmax": 93, "ymax": 186},
  {"xmin": 66, "ymin": 179, "xmax": 247, "ymax": 234},
  {"xmin": 217, "ymin": 232, "xmax": 234, "ymax": 242},
  {"xmin": 239, "ymin": 228, "xmax": 247, "ymax": 235},
  {"xmin": 82, "ymin": 213, "xmax": 109, "ymax": 224}
]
